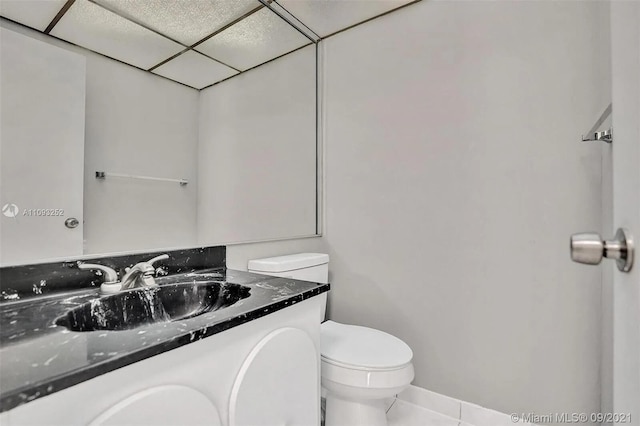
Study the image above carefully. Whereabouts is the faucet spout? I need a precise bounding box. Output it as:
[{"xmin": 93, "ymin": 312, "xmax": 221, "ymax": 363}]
[{"xmin": 120, "ymin": 263, "xmax": 155, "ymax": 291}]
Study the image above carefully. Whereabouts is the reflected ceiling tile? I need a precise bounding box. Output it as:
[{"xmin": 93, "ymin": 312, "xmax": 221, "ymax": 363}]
[
  {"xmin": 278, "ymin": 0, "xmax": 415, "ymax": 37},
  {"xmin": 195, "ymin": 7, "xmax": 309, "ymax": 71},
  {"xmin": 152, "ymin": 51, "xmax": 237, "ymax": 89},
  {"xmin": 93, "ymin": 0, "xmax": 260, "ymax": 46},
  {"xmin": 0, "ymin": 0, "xmax": 66, "ymax": 31},
  {"xmin": 51, "ymin": 0, "xmax": 184, "ymax": 70}
]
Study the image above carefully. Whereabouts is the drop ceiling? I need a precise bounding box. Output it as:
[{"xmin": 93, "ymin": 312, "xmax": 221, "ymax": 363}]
[{"xmin": 0, "ymin": 0, "xmax": 417, "ymax": 90}]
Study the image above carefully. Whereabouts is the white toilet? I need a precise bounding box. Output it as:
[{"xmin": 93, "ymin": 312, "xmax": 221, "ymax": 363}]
[{"xmin": 248, "ymin": 253, "xmax": 414, "ymax": 426}]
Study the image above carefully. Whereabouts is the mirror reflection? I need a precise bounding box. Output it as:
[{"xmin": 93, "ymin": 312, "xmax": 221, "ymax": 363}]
[{"xmin": 0, "ymin": 0, "xmax": 318, "ymax": 266}]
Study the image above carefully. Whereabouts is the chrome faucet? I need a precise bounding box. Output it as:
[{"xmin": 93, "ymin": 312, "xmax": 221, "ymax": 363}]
[
  {"xmin": 120, "ymin": 254, "xmax": 169, "ymax": 291},
  {"xmin": 77, "ymin": 254, "xmax": 169, "ymax": 295}
]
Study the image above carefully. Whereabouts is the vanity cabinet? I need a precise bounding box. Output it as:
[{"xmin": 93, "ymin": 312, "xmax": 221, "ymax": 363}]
[{"xmin": 0, "ymin": 295, "xmax": 326, "ymax": 426}]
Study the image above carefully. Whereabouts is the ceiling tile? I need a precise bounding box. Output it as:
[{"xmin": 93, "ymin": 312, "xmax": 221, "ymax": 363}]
[
  {"xmin": 195, "ymin": 7, "xmax": 310, "ymax": 71},
  {"xmin": 278, "ymin": 0, "xmax": 415, "ymax": 37},
  {"xmin": 0, "ymin": 0, "xmax": 67, "ymax": 31},
  {"xmin": 152, "ymin": 50, "xmax": 237, "ymax": 89},
  {"xmin": 93, "ymin": 0, "xmax": 260, "ymax": 46},
  {"xmin": 51, "ymin": 0, "xmax": 184, "ymax": 70}
]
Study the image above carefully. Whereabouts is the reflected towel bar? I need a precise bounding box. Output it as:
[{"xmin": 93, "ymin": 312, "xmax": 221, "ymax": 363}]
[
  {"xmin": 582, "ymin": 103, "xmax": 613, "ymax": 143},
  {"xmin": 95, "ymin": 171, "xmax": 188, "ymax": 186}
]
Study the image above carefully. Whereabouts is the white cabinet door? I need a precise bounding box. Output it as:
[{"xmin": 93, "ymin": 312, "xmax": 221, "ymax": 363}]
[
  {"xmin": 610, "ymin": 1, "xmax": 640, "ymax": 422},
  {"xmin": 0, "ymin": 27, "xmax": 85, "ymax": 265},
  {"xmin": 229, "ymin": 327, "xmax": 320, "ymax": 426},
  {"xmin": 89, "ymin": 386, "xmax": 222, "ymax": 426}
]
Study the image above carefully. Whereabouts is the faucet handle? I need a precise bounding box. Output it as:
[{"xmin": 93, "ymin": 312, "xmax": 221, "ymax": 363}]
[
  {"xmin": 140, "ymin": 254, "xmax": 169, "ymax": 288},
  {"xmin": 77, "ymin": 262, "xmax": 121, "ymax": 295},
  {"xmin": 147, "ymin": 254, "xmax": 169, "ymax": 266},
  {"xmin": 77, "ymin": 262, "xmax": 118, "ymax": 283}
]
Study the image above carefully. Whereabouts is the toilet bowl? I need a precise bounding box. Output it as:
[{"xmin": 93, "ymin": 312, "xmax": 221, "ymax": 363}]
[
  {"xmin": 320, "ymin": 320, "xmax": 414, "ymax": 426},
  {"xmin": 247, "ymin": 254, "xmax": 414, "ymax": 426}
]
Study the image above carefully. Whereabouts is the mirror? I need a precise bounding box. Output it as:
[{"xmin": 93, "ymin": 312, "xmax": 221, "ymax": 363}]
[{"xmin": 0, "ymin": 0, "xmax": 319, "ymax": 266}]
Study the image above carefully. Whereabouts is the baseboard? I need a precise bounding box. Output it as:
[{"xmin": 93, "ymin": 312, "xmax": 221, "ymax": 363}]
[{"xmin": 397, "ymin": 385, "xmax": 537, "ymax": 426}]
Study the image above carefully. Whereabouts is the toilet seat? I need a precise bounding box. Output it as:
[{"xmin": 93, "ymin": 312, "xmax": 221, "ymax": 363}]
[
  {"xmin": 321, "ymin": 358, "xmax": 415, "ymax": 391},
  {"xmin": 320, "ymin": 321, "xmax": 413, "ymax": 371}
]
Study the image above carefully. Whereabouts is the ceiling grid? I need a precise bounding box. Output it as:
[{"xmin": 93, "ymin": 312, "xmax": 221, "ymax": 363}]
[{"xmin": 0, "ymin": 0, "xmax": 419, "ymax": 90}]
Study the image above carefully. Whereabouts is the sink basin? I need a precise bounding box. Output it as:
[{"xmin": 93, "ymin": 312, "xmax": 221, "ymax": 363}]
[{"xmin": 55, "ymin": 282, "xmax": 251, "ymax": 332}]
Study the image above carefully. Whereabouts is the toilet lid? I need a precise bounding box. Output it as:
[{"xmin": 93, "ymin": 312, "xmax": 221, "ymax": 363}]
[{"xmin": 320, "ymin": 321, "xmax": 413, "ymax": 370}]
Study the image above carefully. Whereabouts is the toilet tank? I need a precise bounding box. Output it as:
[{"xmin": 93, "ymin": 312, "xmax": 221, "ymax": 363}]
[{"xmin": 248, "ymin": 253, "xmax": 329, "ymax": 284}]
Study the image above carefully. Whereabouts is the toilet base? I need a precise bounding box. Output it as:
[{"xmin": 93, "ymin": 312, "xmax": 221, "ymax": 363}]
[
  {"xmin": 320, "ymin": 353, "xmax": 414, "ymax": 426},
  {"xmin": 324, "ymin": 393, "xmax": 388, "ymax": 426}
]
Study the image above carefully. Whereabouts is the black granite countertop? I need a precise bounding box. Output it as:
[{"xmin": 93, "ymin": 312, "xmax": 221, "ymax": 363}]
[{"xmin": 0, "ymin": 268, "xmax": 329, "ymax": 412}]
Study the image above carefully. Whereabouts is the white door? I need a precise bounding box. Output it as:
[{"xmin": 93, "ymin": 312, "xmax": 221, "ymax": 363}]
[
  {"xmin": 611, "ymin": 1, "xmax": 640, "ymax": 421},
  {"xmin": 0, "ymin": 27, "xmax": 85, "ymax": 265}
]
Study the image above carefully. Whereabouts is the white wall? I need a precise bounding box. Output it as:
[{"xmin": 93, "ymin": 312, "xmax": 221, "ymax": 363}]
[
  {"xmin": 226, "ymin": 237, "xmax": 325, "ymax": 271},
  {"xmin": 322, "ymin": 0, "xmax": 610, "ymax": 421},
  {"xmin": 0, "ymin": 20, "xmax": 199, "ymax": 255},
  {"xmin": 197, "ymin": 45, "xmax": 317, "ymax": 245}
]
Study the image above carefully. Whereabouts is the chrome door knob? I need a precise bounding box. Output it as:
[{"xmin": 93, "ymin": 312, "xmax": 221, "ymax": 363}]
[
  {"xmin": 570, "ymin": 228, "xmax": 634, "ymax": 272},
  {"xmin": 570, "ymin": 233, "xmax": 604, "ymax": 264},
  {"xmin": 64, "ymin": 217, "xmax": 79, "ymax": 229}
]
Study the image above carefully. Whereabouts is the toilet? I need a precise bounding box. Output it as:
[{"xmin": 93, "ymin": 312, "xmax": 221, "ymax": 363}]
[{"xmin": 248, "ymin": 253, "xmax": 414, "ymax": 426}]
